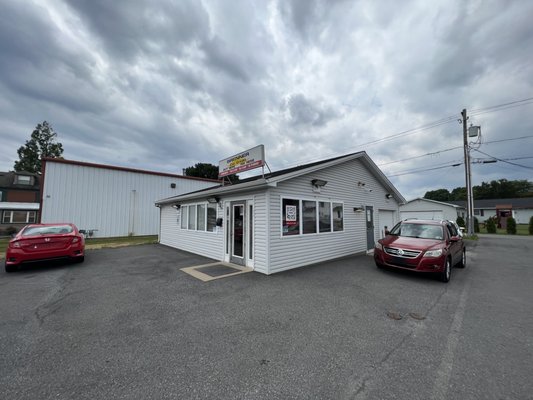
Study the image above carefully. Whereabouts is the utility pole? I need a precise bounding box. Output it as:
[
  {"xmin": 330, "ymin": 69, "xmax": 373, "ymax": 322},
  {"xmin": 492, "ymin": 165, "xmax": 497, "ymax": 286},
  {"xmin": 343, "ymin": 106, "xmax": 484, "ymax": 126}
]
[{"xmin": 461, "ymin": 109, "xmax": 474, "ymax": 236}]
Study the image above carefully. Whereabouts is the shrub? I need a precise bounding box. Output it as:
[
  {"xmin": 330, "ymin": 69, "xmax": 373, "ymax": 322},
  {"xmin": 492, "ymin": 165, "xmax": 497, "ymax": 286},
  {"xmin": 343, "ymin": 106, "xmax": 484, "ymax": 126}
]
[
  {"xmin": 506, "ymin": 217, "xmax": 517, "ymax": 234},
  {"xmin": 474, "ymin": 217, "xmax": 480, "ymax": 233},
  {"xmin": 530, "ymin": 216, "xmax": 533, "ymax": 235},
  {"xmin": 6, "ymin": 226, "xmax": 17, "ymax": 236},
  {"xmin": 456, "ymin": 216, "xmax": 465, "ymax": 228},
  {"xmin": 486, "ymin": 218, "xmax": 497, "ymax": 233}
]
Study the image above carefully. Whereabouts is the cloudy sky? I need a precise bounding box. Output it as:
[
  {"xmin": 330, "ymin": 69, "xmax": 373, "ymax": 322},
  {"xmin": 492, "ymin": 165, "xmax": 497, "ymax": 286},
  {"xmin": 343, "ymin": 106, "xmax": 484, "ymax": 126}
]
[{"xmin": 1, "ymin": 0, "xmax": 532, "ymax": 199}]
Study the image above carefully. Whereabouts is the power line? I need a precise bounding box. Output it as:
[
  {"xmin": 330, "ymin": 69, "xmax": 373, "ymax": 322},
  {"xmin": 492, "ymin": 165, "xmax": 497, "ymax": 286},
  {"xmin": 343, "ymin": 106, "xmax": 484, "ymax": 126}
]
[
  {"xmin": 469, "ymin": 96, "xmax": 533, "ymax": 113},
  {"xmin": 472, "ymin": 148, "xmax": 533, "ymax": 170},
  {"xmin": 387, "ymin": 163, "xmax": 462, "ymax": 177},
  {"xmin": 378, "ymin": 146, "xmax": 462, "ymax": 166},
  {"xmin": 483, "ymin": 135, "xmax": 533, "ymax": 145},
  {"xmin": 385, "ymin": 159, "xmax": 463, "ymax": 177},
  {"xmin": 277, "ymin": 96, "xmax": 533, "ymax": 170}
]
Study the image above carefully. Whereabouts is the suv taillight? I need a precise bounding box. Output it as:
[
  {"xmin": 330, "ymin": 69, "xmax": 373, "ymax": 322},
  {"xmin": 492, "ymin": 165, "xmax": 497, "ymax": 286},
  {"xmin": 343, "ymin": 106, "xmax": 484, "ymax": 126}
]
[
  {"xmin": 9, "ymin": 241, "xmax": 21, "ymax": 249},
  {"xmin": 72, "ymin": 237, "xmax": 79, "ymax": 244}
]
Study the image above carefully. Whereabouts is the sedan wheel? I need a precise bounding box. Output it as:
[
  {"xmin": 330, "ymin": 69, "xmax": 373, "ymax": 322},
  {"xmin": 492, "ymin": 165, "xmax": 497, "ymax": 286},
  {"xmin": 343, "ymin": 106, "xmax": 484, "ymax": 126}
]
[{"xmin": 440, "ymin": 258, "xmax": 451, "ymax": 283}]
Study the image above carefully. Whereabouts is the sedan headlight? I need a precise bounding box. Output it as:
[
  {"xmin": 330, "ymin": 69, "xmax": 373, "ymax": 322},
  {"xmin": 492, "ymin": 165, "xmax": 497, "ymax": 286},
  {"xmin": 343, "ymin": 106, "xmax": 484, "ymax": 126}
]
[
  {"xmin": 423, "ymin": 249, "xmax": 443, "ymax": 258},
  {"xmin": 375, "ymin": 242, "xmax": 383, "ymax": 251}
]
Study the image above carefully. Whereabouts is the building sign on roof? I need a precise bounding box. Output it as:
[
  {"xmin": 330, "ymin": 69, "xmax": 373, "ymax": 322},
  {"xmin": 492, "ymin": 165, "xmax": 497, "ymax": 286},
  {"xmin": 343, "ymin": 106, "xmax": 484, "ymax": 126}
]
[{"xmin": 218, "ymin": 145, "xmax": 265, "ymax": 177}]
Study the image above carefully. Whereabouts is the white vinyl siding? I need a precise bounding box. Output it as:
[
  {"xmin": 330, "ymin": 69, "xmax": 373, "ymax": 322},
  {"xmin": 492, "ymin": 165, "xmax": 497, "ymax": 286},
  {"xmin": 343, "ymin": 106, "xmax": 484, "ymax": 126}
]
[
  {"xmin": 158, "ymin": 157, "xmax": 401, "ymax": 275},
  {"xmin": 268, "ymin": 159, "xmax": 399, "ymax": 273},
  {"xmin": 251, "ymin": 193, "xmax": 268, "ymax": 274},
  {"xmin": 41, "ymin": 161, "xmax": 217, "ymax": 237},
  {"xmin": 159, "ymin": 204, "xmax": 224, "ymax": 260}
]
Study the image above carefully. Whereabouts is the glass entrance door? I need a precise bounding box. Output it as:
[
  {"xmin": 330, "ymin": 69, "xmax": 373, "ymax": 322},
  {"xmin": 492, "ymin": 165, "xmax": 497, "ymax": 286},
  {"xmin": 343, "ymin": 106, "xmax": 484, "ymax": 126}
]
[{"xmin": 230, "ymin": 203, "xmax": 245, "ymax": 265}]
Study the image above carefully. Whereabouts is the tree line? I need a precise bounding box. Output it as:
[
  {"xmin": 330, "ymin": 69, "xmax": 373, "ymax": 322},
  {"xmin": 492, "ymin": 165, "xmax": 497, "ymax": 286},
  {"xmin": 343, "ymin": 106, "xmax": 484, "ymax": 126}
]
[{"xmin": 424, "ymin": 179, "xmax": 533, "ymax": 201}]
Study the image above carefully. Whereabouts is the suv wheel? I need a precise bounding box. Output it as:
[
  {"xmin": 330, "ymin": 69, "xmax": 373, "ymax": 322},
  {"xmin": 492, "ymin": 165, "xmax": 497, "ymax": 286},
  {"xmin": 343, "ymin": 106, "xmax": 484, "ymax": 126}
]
[
  {"xmin": 440, "ymin": 258, "xmax": 451, "ymax": 283},
  {"xmin": 5, "ymin": 263, "xmax": 18, "ymax": 273},
  {"xmin": 456, "ymin": 249, "xmax": 466, "ymax": 268}
]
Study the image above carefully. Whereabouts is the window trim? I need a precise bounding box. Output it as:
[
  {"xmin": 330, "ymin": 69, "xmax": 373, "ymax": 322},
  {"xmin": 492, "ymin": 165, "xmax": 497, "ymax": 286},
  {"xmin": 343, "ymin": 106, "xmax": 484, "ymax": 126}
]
[
  {"xmin": 280, "ymin": 196, "xmax": 344, "ymax": 237},
  {"xmin": 15, "ymin": 175, "xmax": 32, "ymax": 185},
  {"xmin": 179, "ymin": 202, "xmax": 217, "ymax": 233},
  {"xmin": 2, "ymin": 210, "xmax": 37, "ymax": 224}
]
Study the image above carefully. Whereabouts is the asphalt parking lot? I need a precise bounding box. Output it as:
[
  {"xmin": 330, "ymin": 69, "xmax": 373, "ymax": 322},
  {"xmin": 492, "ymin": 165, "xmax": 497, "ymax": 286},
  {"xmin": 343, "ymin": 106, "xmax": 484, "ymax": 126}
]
[{"xmin": 1, "ymin": 237, "xmax": 532, "ymax": 400}]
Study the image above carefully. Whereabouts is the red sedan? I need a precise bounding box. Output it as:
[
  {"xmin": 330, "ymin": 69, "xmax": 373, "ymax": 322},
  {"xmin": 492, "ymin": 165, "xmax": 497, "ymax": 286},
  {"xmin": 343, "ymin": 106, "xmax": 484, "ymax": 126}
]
[{"xmin": 5, "ymin": 223, "xmax": 85, "ymax": 273}]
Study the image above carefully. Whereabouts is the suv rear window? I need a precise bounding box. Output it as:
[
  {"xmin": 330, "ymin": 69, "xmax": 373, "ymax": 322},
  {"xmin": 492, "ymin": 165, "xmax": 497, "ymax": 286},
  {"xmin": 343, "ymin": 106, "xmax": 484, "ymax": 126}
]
[{"xmin": 390, "ymin": 223, "xmax": 443, "ymax": 240}]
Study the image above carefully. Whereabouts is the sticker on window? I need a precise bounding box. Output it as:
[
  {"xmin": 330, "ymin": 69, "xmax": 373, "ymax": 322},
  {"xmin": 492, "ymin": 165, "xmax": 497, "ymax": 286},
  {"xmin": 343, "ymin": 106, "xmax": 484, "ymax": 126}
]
[{"xmin": 286, "ymin": 205, "xmax": 298, "ymax": 225}]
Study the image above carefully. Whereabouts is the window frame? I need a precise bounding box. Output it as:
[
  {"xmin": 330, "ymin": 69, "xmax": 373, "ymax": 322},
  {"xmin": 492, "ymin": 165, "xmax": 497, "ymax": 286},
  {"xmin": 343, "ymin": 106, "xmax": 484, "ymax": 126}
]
[
  {"xmin": 280, "ymin": 196, "xmax": 344, "ymax": 237},
  {"xmin": 2, "ymin": 210, "xmax": 37, "ymax": 224},
  {"xmin": 15, "ymin": 175, "xmax": 32, "ymax": 185},
  {"xmin": 180, "ymin": 202, "xmax": 217, "ymax": 233}
]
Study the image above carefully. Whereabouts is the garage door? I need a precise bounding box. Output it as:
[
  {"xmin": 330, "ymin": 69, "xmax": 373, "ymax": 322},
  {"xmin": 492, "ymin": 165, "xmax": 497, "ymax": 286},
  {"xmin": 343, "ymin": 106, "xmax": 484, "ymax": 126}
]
[
  {"xmin": 378, "ymin": 210, "xmax": 395, "ymax": 239},
  {"xmin": 400, "ymin": 211, "xmax": 444, "ymax": 220}
]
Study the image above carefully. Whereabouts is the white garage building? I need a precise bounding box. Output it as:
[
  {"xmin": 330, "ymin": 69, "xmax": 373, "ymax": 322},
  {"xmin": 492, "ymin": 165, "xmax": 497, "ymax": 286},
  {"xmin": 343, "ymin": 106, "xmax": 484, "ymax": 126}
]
[
  {"xmin": 400, "ymin": 198, "xmax": 465, "ymax": 221},
  {"xmin": 156, "ymin": 152, "xmax": 405, "ymax": 274},
  {"xmin": 41, "ymin": 158, "xmax": 218, "ymax": 237}
]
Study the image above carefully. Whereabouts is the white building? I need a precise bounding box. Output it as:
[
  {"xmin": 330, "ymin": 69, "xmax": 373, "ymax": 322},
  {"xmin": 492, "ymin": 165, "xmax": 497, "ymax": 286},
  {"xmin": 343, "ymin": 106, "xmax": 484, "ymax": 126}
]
[
  {"xmin": 41, "ymin": 159, "xmax": 218, "ymax": 237},
  {"xmin": 400, "ymin": 198, "xmax": 465, "ymax": 221},
  {"xmin": 156, "ymin": 152, "xmax": 405, "ymax": 275}
]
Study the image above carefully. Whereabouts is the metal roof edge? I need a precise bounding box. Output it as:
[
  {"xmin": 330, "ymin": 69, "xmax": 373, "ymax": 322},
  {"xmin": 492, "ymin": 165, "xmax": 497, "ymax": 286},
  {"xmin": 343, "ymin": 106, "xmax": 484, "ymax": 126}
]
[
  {"xmin": 42, "ymin": 157, "xmax": 220, "ymax": 183},
  {"xmin": 402, "ymin": 197, "xmax": 464, "ymax": 208}
]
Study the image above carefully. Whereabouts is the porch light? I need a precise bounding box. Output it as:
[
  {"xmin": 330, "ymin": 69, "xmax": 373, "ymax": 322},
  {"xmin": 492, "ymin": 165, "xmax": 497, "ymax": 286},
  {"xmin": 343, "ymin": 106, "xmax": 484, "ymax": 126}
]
[{"xmin": 207, "ymin": 197, "xmax": 220, "ymax": 204}]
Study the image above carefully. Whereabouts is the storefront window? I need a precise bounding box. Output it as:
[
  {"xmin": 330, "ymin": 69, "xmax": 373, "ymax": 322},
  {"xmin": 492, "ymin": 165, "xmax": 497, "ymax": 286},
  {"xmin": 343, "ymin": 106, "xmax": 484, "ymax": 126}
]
[
  {"xmin": 181, "ymin": 206, "xmax": 188, "ymax": 229},
  {"xmin": 188, "ymin": 205, "xmax": 196, "ymax": 230},
  {"xmin": 333, "ymin": 203, "xmax": 343, "ymax": 232},
  {"xmin": 302, "ymin": 200, "xmax": 317, "ymax": 234},
  {"xmin": 282, "ymin": 198, "xmax": 300, "ymax": 236},
  {"xmin": 319, "ymin": 201, "xmax": 331, "ymax": 233},
  {"xmin": 197, "ymin": 204, "xmax": 206, "ymax": 230},
  {"xmin": 207, "ymin": 203, "xmax": 217, "ymax": 232}
]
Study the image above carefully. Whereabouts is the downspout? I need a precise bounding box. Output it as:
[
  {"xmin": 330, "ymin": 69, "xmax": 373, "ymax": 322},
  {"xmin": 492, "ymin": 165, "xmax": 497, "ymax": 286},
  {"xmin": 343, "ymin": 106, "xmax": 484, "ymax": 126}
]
[{"xmin": 38, "ymin": 159, "xmax": 46, "ymax": 223}]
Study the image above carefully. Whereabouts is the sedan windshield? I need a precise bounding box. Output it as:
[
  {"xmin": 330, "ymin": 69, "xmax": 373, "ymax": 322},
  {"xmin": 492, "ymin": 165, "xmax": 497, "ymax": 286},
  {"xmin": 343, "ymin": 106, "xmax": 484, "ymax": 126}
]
[
  {"xmin": 22, "ymin": 225, "xmax": 74, "ymax": 236},
  {"xmin": 390, "ymin": 223, "xmax": 443, "ymax": 240}
]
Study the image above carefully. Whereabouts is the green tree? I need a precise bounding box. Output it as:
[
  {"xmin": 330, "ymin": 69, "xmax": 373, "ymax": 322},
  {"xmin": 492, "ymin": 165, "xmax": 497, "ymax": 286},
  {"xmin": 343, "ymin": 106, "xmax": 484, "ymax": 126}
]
[
  {"xmin": 486, "ymin": 217, "xmax": 497, "ymax": 234},
  {"xmin": 423, "ymin": 189, "xmax": 450, "ymax": 202},
  {"xmin": 14, "ymin": 121, "xmax": 63, "ymax": 173},
  {"xmin": 506, "ymin": 217, "xmax": 517, "ymax": 234},
  {"xmin": 450, "ymin": 186, "xmax": 467, "ymax": 201},
  {"xmin": 456, "ymin": 216, "xmax": 465, "ymax": 228},
  {"xmin": 184, "ymin": 163, "xmax": 239, "ymax": 183}
]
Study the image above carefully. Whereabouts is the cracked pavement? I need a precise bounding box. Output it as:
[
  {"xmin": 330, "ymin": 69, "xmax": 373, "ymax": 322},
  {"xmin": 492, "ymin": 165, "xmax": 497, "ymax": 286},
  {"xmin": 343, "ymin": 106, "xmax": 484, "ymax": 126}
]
[{"xmin": 1, "ymin": 238, "xmax": 532, "ymax": 399}]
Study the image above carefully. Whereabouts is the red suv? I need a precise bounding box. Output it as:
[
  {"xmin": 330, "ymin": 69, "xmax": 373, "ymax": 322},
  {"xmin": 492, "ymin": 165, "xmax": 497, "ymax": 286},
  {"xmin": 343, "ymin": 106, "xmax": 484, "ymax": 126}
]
[{"xmin": 374, "ymin": 219, "xmax": 465, "ymax": 282}]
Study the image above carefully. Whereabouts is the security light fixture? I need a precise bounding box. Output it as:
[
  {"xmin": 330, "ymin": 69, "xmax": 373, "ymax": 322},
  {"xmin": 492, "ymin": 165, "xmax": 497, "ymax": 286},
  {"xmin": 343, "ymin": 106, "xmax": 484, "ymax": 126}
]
[
  {"xmin": 311, "ymin": 179, "xmax": 328, "ymax": 187},
  {"xmin": 207, "ymin": 197, "xmax": 220, "ymax": 204},
  {"xmin": 353, "ymin": 206, "xmax": 364, "ymax": 212},
  {"xmin": 171, "ymin": 204, "xmax": 181, "ymax": 209},
  {"xmin": 385, "ymin": 193, "xmax": 393, "ymax": 199}
]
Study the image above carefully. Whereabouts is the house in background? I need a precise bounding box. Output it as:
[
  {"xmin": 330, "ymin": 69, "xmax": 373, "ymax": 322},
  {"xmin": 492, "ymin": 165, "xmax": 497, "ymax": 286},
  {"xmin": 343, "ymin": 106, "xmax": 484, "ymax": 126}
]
[
  {"xmin": 449, "ymin": 198, "xmax": 533, "ymax": 228},
  {"xmin": 400, "ymin": 198, "xmax": 466, "ymax": 222},
  {"xmin": 40, "ymin": 158, "xmax": 219, "ymax": 237},
  {"xmin": 0, "ymin": 171, "xmax": 41, "ymax": 234},
  {"xmin": 156, "ymin": 151, "xmax": 405, "ymax": 275}
]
